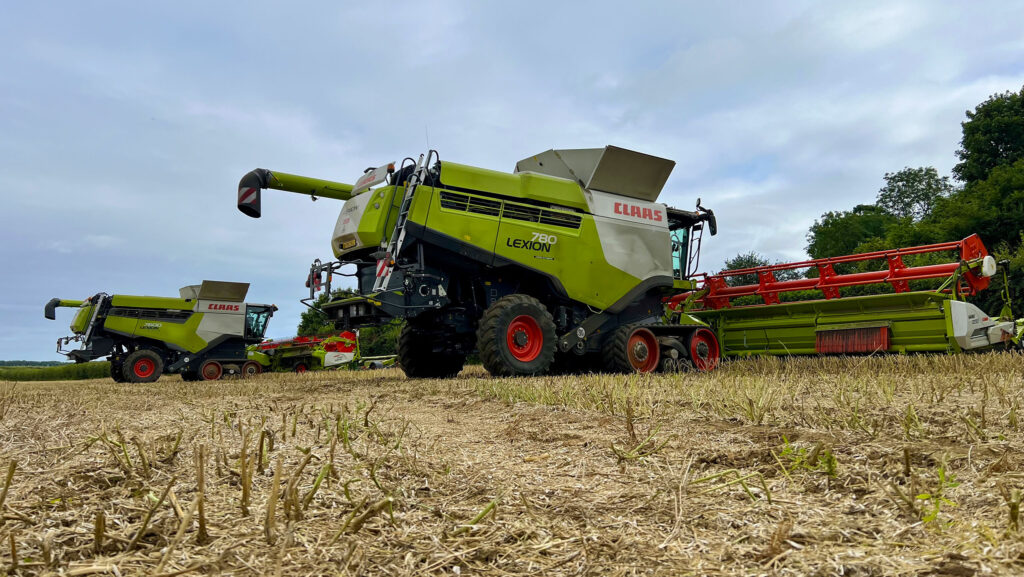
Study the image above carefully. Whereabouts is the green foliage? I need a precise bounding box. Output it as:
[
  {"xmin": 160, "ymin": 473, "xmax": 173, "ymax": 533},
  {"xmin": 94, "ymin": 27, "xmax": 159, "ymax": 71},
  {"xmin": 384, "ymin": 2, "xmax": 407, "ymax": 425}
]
[
  {"xmin": 806, "ymin": 205, "xmax": 898, "ymax": 262},
  {"xmin": 0, "ymin": 362, "xmax": 110, "ymax": 381},
  {"xmin": 876, "ymin": 167, "xmax": 953, "ymax": 221},
  {"xmin": 916, "ymin": 462, "xmax": 960, "ymax": 525},
  {"xmin": 0, "ymin": 360, "xmax": 67, "ymax": 367},
  {"xmin": 296, "ymin": 289, "xmax": 400, "ymax": 356},
  {"xmin": 722, "ymin": 251, "xmax": 803, "ymax": 288},
  {"xmin": 954, "ymin": 86, "xmax": 1024, "ymax": 184},
  {"xmin": 778, "ymin": 437, "xmax": 838, "ymax": 477}
]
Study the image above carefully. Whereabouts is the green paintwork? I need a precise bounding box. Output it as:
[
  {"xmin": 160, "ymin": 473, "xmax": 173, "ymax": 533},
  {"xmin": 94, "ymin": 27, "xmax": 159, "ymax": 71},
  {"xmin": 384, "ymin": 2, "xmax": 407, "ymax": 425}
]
[
  {"xmin": 439, "ymin": 162, "xmax": 590, "ymax": 212},
  {"xmin": 110, "ymin": 295, "xmax": 194, "ymax": 310},
  {"xmin": 335, "ymin": 185, "xmax": 403, "ymax": 257},
  {"xmin": 690, "ymin": 291, "xmax": 963, "ymax": 356},
  {"xmin": 264, "ymin": 171, "xmax": 354, "ymax": 201},
  {"xmin": 408, "ymin": 185, "xmax": 645, "ymax": 311},
  {"xmin": 102, "ymin": 312, "xmax": 209, "ymax": 353},
  {"xmin": 70, "ymin": 305, "xmax": 96, "ymax": 334}
]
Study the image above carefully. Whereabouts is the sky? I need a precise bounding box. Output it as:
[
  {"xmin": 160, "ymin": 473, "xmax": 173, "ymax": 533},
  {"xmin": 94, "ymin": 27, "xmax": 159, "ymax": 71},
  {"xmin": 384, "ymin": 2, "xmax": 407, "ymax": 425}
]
[{"xmin": 2, "ymin": 1, "xmax": 1023, "ymax": 360}]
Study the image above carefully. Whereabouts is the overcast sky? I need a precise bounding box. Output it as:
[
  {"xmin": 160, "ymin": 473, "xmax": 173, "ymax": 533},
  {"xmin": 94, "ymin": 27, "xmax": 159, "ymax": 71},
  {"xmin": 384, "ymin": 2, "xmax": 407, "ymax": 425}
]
[{"xmin": 2, "ymin": 1, "xmax": 1023, "ymax": 360}]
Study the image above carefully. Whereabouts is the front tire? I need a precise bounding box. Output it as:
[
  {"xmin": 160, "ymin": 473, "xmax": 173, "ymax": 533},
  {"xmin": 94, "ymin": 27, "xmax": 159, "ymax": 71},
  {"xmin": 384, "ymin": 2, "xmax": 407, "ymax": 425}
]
[
  {"xmin": 476, "ymin": 294, "xmax": 556, "ymax": 377},
  {"xmin": 398, "ymin": 324, "xmax": 466, "ymax": 378},
  {"xmin": 123, "ymin": 350, "xmax": 164, "ymax": 383}
]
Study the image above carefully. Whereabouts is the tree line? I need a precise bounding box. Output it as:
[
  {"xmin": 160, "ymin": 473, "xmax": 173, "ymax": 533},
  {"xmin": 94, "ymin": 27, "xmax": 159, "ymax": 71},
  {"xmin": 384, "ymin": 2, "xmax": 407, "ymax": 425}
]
[{"xmin": 724, "ymin": 86, "xmax": 1024, "ymax": 314}]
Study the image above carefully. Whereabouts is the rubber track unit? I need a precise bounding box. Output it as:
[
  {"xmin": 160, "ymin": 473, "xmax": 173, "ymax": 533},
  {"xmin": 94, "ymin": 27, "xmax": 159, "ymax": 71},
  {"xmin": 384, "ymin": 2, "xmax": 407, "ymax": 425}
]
[
  {"xmin": 477, "ymin": 294, "xmax": 556, "ymax": 377},
  {"xmin": 603, "ymin": 324, "xmax": 645, "ymax": 373},
  {"xmin": 398, "ymin": 324, "xmax": 466, "ymax": 378}
]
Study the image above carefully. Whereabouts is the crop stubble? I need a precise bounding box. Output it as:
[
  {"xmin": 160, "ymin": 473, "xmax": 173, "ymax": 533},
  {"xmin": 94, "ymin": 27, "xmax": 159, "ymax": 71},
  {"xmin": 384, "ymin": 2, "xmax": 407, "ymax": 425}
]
[{"xmin": 0, "ymin": 354, "xmax": 1022, "ymax": 575}]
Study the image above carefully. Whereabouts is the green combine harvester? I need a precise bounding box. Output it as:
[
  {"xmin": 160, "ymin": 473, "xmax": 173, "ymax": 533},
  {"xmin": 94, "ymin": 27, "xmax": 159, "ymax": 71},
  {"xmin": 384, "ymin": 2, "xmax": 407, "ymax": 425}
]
[
  {"xmin": 237, "ymin": 146, "xmax": 720, "ymax": 377},
  {"xmin": 45, "ymin": 281, "xmax": 276, "ymax": 382},
  {"xmin": 666, "ymin": 234, "xmax": 1021, "ymax": 356}
]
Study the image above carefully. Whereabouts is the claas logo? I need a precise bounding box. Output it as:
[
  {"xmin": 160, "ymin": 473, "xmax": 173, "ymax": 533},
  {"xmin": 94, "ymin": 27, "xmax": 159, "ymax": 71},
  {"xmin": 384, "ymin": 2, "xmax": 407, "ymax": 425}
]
[
  {"xmin": 613, "ymin": 202, "xmax": 663, "ymax": 222},
  {"xmin": 207, "ymin": 304, "xmax": 240, "ymax": 311}
]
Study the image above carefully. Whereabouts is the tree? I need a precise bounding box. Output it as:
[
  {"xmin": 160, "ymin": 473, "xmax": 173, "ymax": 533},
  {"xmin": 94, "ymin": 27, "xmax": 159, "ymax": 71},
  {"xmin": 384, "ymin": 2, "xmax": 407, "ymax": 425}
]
[
  {"xmin": 805, "ymin": 204, "xmax": 897, "ymax": 260},
  {"xmin": 876, "ymin": 167, "xmax": 953, "ymax": 221},
  {"xmin": 297, "ymin": 289, "xmax": 353, "ymax": 336},
  {"xmin": 722, "ymin": 251, "xmax": 803, "ymax": 286},
  {"xmin": 953, "ymin": 86, "xmax": 1024, "ymax": 183},
  {"xmin": 723, "ymin": 251, "xmax": 770, "ymax": 286},
  {"xmin": 296, "ymin": 288, "xmax": 401, "ymax": 356}
]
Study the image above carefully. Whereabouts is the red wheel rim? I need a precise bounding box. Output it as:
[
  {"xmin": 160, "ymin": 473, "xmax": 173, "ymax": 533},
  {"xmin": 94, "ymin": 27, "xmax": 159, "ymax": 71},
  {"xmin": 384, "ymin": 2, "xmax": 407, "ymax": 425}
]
[
  {"xmin": 626, "ymin": 328, "xmax": 660, "ymax": 373},
  {"xmin": 133, "ymin": 358, "xmax": 155, "ymax": 378},
  {"xmin": 295, "ymin": 364, "xmax": 308, "ymax": 374},
  {"xmin": 201, "ymin": 361, "xmax": 222, "ymax": 380},
  {"xmin": 690, "ymin": 329, "xmax": 720, "ymax": 372},
  {"xmin": 506, "ymin": 315, "xmax": 543, "ymax": 362}
]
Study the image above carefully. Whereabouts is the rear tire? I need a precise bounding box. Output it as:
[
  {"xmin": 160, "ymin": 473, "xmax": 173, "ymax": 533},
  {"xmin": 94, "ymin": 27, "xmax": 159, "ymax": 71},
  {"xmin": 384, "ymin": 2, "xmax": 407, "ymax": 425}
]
[
  {"xmin": 604, "ymin": 325, "xmax": 661, "ymax": 373},
  {"xmin": 293, "ymin": 363, "xmax": 308, "ymax": 374},
  {"xmin": 242, "ymin": 361, "xmax": 262, "ymax": 378},
  {"xmin": 199, "ymin": 360, "xmax": 223, "ymax": 381},
  {"xmin": 398, "ymin": 324, "xmax": 466, "ymax": 378},
  {"xmin": 686, "ymin": 328, "xmax": 721, "ymax": 372},
  {"xmin": 123, "ymin": 350, "xmax": 163, "ymax": 383},
  {"xmin": 477, "ymin": 294, "xmax": 556, "ymax": 377}
]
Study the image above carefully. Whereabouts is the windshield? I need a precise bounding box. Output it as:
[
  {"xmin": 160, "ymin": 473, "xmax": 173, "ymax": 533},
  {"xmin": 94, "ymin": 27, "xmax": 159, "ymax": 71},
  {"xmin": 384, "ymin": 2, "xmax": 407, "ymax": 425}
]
[
  {"xmin": 245, "ymin": 305, "xmax": 274, "ymax": 340},
  {"xmin": 671, "ymin": 229, "xmax": 689, "ymax": 280}
]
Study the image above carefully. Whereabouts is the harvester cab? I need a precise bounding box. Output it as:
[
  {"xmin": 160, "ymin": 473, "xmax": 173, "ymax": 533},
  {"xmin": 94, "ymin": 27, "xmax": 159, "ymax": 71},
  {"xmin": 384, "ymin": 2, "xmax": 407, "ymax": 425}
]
[
  {"xmin": 45, "ymin": 281, "xmax": 277, "ymax": 383},
  {"xmin": 238, "ymin": 146, "xmax": 720, "ymax": 377}
]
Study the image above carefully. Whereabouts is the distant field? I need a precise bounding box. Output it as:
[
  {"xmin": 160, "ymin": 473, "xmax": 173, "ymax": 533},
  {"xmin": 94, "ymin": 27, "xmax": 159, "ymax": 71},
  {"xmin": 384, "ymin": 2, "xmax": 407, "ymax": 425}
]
[
  {"xmin": 0, "ymin": 361, "xmax": 109, "ymax": 381},
  {"xmin": 0, "ymin": 355, "xmax": 1022, "ymax": 575}
]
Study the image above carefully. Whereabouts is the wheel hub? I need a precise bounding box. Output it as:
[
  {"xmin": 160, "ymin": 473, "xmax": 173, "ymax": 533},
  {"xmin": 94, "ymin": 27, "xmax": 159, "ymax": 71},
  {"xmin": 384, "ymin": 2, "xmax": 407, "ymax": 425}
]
[
  {"xmin": 631, "ymin": 341, "xmax": 649, "ymax": 361},
  {"xmin": 513, "ymin": 330, "xmax": 529, "ymax": 347}
]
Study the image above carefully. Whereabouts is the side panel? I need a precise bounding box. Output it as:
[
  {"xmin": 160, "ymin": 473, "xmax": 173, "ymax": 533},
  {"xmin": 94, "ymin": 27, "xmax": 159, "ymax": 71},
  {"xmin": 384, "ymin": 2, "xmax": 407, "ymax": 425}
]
[
  {"xmin": 110, "ymin": 295, "xmax": 194, "ymax": 310},
  {"xmin": 195, "ymin": 302, "xmax": 245, "ymax": 345},
  {"xmin": 692, "ymin": 292, "xmax": 960, "ymax": 357}
]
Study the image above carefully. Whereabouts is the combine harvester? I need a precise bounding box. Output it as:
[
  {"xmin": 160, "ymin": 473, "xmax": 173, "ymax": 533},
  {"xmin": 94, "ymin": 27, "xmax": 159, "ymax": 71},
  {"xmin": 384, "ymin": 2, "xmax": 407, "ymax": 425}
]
[
  {"xmin": 236, "ymin": 146, "xmax": 720, "ymax": 377},
  {"xmin": 248, "ymin": 331, "xmax": 395, "ymax": 373},
  {"xmin": 45, "ymin": 281, "xmax": 276, "ymax": 382},
  {"xmin": 668, "ymin": 234, "xmax": 1022, "ymax": 357}
]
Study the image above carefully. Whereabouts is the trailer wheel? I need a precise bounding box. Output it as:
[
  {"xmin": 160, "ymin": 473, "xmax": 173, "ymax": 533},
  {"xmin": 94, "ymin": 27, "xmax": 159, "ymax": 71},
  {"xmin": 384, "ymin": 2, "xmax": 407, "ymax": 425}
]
[
  {"xmin": 123, "ymin": 350, "xmax": 164, "ymax": 383},
  {"xmin": 604, "ymin": 326, "xmax": 660, "ymax": 373},
  {"xmin": 687, "ymin": 328, "xmax": 720, "ymax": 372},
  {"xmin": 242, "ymin": 361, "xmax": 262, "ymax": 378},
  {"xmin": 199, "ymin": 360, "xmax": 223, "ymax": 381},
  {"xmin": 398, "ymin": 324, "xmax": 466, "ymax": 378},
  {"xmin": 293, "ymin": 363, "xmax": 308, "ymax": 374},
  {"xmin": 477, "ymin": 294, "xmax": 556, "ymax": 377}
]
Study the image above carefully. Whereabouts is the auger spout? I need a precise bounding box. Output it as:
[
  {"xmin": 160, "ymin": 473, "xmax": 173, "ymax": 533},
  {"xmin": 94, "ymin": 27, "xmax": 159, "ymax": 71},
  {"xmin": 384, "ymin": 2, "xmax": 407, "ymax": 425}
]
[{"xmin": 237, "ymin": 168, "xmax": 355, "ymax": 218}]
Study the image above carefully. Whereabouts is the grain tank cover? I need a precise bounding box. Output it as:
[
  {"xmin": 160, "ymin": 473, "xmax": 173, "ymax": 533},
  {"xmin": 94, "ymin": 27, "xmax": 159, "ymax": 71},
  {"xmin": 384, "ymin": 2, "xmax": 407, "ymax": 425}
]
[
  {"xmin": 191, "ymin": 281, "xmax": 250, "ymax": 302},
  {"xmin": 515, "ymin": 145, "xmax": 675, "ymax": 202}
]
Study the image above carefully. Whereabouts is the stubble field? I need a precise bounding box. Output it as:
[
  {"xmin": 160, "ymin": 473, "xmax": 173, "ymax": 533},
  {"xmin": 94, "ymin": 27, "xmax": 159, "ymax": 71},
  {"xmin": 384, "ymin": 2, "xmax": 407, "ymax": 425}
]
[{"xmin": 0, "ymin": 354, "xmax": 1023, "ymax": 576}]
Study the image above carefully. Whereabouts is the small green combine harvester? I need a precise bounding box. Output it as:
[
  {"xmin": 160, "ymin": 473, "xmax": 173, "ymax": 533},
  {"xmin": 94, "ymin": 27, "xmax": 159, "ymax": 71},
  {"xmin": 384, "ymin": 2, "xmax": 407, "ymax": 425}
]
[
  {"xmin": 667, "ymin": 234, "xmax": 1021, "ymax": 357},
  {"xmin": 247, "ymin": 331, "xmax": 396, "ymax": 373},
  {"xmin": 45, "ymin": 281, "xmax": 276, "ymax": 382}
]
